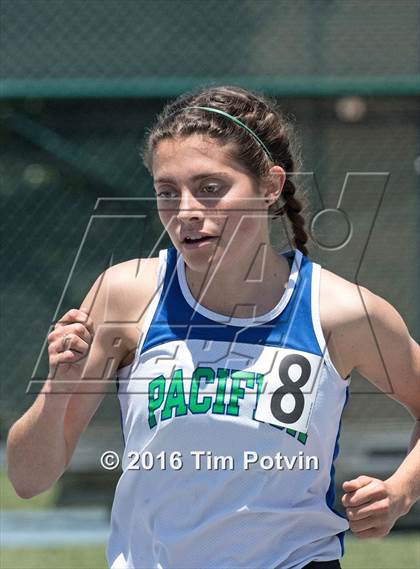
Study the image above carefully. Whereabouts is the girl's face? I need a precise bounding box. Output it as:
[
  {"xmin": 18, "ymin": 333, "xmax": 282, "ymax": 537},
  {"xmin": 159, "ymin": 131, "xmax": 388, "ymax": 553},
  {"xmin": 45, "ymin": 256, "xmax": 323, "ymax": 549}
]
[{"xmin": 152, "ymin": 134, "xmax": 276, "ymax": 273}]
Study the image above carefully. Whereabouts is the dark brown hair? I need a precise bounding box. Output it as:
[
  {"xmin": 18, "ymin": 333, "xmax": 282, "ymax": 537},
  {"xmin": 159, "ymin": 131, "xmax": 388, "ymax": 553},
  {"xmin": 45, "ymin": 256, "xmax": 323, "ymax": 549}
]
[{"xmin": 141, "ymin": 85, "xmax": 308, "ymax": 256}]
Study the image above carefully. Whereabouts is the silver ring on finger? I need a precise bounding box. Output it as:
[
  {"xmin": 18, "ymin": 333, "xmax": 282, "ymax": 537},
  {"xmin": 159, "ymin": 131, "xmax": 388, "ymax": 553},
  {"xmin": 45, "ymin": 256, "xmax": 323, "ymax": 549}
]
[{"xmin": 62, "ymin": 333, "xmax": 71, "ymax": 352}]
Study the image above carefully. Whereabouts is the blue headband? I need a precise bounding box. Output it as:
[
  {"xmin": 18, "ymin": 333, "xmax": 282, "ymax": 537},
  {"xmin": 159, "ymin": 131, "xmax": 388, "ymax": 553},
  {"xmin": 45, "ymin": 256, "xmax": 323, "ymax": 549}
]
[{"xmin": 185, "ymin": 105, "xmax": 274, "ymax": 163}]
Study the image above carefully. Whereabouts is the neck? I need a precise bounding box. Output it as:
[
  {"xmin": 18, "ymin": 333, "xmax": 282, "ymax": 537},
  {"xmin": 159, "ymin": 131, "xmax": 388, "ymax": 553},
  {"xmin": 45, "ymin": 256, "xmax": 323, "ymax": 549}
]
[{"xmin": 184, "ymin": 244, "xmax": 291, "ymax": 319}]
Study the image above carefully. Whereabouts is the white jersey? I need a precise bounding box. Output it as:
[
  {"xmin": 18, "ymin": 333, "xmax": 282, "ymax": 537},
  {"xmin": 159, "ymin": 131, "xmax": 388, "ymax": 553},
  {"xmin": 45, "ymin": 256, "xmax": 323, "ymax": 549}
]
[{"xmin": 107, "ymin": 247, "xmax": 350, "ymax": 569}]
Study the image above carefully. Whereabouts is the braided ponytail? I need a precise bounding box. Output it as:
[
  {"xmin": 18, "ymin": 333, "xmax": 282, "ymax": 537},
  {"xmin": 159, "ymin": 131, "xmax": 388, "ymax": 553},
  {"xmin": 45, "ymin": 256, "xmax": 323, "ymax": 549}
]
[{"xmin": 278, "ymin": 178, "xmax": 308, "ymax": 257}]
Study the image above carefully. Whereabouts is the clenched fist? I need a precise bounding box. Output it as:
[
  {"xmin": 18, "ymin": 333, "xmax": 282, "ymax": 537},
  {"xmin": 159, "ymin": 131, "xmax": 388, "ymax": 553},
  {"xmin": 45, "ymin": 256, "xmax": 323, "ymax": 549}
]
[
  {"xmin": 47, "ymin": 308, "xmax": 94, "ymax": 392},
  {"xmin": 342, "ymin": 475, "xmax": 410, "ymax": 538}
]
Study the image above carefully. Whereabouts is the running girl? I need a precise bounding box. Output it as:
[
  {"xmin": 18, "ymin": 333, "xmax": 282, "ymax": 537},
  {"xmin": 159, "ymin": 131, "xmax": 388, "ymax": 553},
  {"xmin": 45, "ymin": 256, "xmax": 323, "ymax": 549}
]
[{"xmin": 7, "ymin": 85, "xmax": 420, "ymax": 569}]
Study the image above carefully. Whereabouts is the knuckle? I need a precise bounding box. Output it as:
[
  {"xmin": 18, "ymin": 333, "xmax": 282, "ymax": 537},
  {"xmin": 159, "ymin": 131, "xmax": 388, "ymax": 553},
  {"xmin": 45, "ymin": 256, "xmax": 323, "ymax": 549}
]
[
  {"xmin": 55, "ymin": 337, "xmax": 64, "ymax": 349},
  {"xmin": 74, "ymin": 323, "xmax": 86, "ymax": 335},
  {"xmin": 370, "ymin": 481, "xmax": 380, "ymax": 492},
  {"xmin": 376, "ymin": 485, "xmax": 386, "ymax": 497},
  {"xmin": 68, "ymin": 308, "xmax": 79, "ymax": 319},
  {"xmin": 382, "ymin": 497, "xmax": 390, "ymax": 510},
  {"xmin": 371, "ymin": 505, "xmax": 383, "ymax": 516}
]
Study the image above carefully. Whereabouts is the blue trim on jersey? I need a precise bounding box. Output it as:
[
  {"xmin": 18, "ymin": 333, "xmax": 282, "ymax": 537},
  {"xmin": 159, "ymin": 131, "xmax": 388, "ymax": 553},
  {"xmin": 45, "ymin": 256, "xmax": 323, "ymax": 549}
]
[
  {"xmin": 140, "ymin": 247, "xmax": 323, "ymax": 358},
  {"xmin": 326, "ymin": 386, "xmax": 350, "ymax": 556}
]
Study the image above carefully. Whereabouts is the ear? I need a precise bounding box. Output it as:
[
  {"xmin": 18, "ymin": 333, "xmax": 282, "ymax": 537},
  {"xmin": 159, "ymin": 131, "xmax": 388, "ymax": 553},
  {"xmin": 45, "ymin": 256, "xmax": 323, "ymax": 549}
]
[{"xmin": 264, "ymin": 166, "xmax": 286, "ymax": 205}]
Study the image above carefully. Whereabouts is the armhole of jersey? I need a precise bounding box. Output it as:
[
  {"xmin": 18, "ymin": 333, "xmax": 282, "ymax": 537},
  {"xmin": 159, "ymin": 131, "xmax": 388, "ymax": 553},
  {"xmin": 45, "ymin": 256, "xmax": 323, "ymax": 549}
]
[
  {"xmin": 117, "ymin": 249, "xmax": 168, "ymax": 378},
  {"xmin": 311, "ymin": 262, "xmax": 351, "ymax": 383}
]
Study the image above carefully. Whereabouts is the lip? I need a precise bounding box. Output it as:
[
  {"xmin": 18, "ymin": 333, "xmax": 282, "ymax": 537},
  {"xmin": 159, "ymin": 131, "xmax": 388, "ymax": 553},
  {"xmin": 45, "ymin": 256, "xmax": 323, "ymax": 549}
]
[
  {"xmin": 182, "ymin": 236, "xmax": 218, "ymax": 249},
  {"xmin": 181, "ymin": 232, "xmax": 216, "ymax": 242}
]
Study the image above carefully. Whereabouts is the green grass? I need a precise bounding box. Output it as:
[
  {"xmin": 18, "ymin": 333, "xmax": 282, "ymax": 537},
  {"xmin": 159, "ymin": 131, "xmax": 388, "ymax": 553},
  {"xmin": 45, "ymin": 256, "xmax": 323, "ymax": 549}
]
[
  {"xmin": 0, "ymin": 546, "xmax": 107, "ymax": 569},
  {"xmin": 1, "ymin": 534, "xmax": 419, "ymax": 569},
  {"xmin": 342, "ymin": 533, "xmax": 420, "ymax": 569},
  {"xmin": 1, "ymin": 470, "xmax": 58, "ymax": 510}
]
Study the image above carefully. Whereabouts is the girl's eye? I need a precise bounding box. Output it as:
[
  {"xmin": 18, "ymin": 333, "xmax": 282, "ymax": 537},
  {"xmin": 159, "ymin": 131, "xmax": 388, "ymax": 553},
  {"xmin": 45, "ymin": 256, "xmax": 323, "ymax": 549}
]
[
  {"xmin": 202, "ymin": 184, "xmax": 220, "ymax": 193},
  {"xmin": 156, "ymin": 190, "xmax": 178, "ymax": 199}
]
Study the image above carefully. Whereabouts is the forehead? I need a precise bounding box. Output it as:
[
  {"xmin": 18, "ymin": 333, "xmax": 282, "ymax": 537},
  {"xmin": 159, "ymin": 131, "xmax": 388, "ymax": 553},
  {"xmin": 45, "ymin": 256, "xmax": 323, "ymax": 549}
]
[{"xmin": 152, "ymin": 134, "xmax": 249, "ymax": 179}]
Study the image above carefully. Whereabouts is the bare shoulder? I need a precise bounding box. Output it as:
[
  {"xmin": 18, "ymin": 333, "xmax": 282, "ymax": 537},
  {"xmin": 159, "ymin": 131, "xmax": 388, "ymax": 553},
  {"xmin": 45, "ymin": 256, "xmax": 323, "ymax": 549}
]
[
  {"xmin": 103, "ymin": 256, "xmax": 160, "ymax": 313},
  {"xmin": 319, "ymin": 268, "xmax": 366, "ymax": 330},
  {"xmin": 84, "ymin": 255, "xmax": 161, "ymax": 367},
  {"xmin": 319, "ymin": 268, "xmax": 419, "ymax": 412},
  {"xmin": 320, "ymin": 267, "xmax": 409, "ymax": 337}
]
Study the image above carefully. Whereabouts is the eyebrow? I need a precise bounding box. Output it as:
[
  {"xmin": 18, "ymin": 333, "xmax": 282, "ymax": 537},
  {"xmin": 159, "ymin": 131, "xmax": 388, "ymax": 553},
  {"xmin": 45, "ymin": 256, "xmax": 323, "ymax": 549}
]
[{"xmin": 154, "ymin": 172, "xmax": 232, "ymax": 184}]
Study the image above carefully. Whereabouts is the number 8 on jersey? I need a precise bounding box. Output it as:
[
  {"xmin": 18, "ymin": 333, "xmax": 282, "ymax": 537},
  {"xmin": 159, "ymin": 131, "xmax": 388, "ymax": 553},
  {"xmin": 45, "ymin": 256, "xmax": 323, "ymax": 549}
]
[{"xmin": 254, "ymin": 348, "xmax": 323, "ymax": 434}]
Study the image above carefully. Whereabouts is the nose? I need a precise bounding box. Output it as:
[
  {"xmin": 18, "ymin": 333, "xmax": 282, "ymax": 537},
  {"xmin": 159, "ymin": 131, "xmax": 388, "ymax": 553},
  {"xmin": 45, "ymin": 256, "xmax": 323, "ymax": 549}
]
[{"xmin": 176, "ymin": 190, "xmax": 205, "ymax": 223}]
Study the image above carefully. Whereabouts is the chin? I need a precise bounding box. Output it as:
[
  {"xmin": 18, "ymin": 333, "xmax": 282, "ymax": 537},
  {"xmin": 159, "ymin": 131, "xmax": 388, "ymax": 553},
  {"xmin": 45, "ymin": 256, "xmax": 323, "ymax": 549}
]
[{"xmin": 179, "ymin": 241, "xmax": 220, "ymax": 271}]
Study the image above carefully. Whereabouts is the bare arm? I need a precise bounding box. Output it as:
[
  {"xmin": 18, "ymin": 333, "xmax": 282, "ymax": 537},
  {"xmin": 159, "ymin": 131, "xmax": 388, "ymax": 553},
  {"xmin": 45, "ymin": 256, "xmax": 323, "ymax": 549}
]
[
  {"xmin": 6, "ymin": 265, "xmax": 135, "ymax": 498},
  {"xmin": 343, "ymin": 288, "xmax": 420, "ymax": 537}
]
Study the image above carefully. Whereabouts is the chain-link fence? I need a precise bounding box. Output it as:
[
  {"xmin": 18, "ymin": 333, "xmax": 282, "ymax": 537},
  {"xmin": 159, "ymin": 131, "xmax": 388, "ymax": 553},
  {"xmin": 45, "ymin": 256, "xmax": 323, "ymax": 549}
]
[
  {"xmin": 1, "ymin": 0, "xmax": 419, "ymax": 93},
  {"xmin": 1, "ymin": 0, "xmax": 419, "ymax": 474}
]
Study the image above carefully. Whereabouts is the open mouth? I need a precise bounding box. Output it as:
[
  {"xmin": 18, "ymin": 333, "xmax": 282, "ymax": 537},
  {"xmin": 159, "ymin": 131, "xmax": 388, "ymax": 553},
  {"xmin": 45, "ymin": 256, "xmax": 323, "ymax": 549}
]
[{"xmin": 183, "ymin": 236, "xmax": 218, "ymax": 246}]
